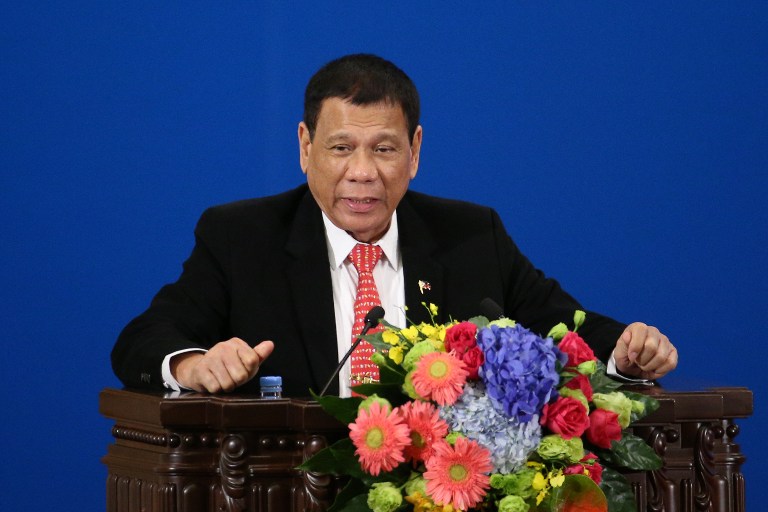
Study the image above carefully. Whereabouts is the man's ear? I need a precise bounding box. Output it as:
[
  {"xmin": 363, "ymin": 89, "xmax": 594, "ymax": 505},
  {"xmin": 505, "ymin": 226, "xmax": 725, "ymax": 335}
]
[
  {"xmin": 298, "ymin": 122, "xmax": 311, "ymax": 174},
  {"xmin": 409, "ymin": 125, "xmax": 423, "ymax": 179}
]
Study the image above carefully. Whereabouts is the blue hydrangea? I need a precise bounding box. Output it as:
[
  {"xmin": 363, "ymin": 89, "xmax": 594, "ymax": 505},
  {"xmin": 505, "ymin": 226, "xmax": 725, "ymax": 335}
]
[
  {"xmin": 477, "ymin": 324, "xmax": 566, "ymax": 422},
  {"xmin": 440, "ymin": 381, "xmax": 542, "ymax": 474}
]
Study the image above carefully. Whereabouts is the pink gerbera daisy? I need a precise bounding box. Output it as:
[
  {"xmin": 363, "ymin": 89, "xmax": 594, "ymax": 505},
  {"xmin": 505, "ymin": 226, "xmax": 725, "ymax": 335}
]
[
  {"xmin": 398, "ymin": 401, "xmax": 450, "ymax": 464},
  {"xmin": 424, "ymin": 437, "xmax": 493, "ymax": 511},
  {"xmin": 348, "ymin": 402, "xmax": 411, "ymax": 476},
  {"xmin": 411, "ymin": 352, "xmax": 468, "ymax": 405}
]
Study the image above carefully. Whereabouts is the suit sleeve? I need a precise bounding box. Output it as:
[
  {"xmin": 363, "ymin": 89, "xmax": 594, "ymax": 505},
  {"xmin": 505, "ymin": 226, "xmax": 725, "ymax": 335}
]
[
  {"xmin": 492, "ymin": 210, "xmax": 626, "ymax": 362},
  {"xmin": 111, "ymin": 208, "xmax": 233, "ymax": 389}
]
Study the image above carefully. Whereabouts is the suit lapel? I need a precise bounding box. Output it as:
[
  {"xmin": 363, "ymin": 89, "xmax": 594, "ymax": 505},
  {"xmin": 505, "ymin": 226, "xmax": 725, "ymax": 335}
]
[
  {"xmin": 284, "ymin": 191, "xmax": 339, "ymax": 393},
  {"xmin": 397, "ymin": 194, "xmax": 446, "ymax": 326}
]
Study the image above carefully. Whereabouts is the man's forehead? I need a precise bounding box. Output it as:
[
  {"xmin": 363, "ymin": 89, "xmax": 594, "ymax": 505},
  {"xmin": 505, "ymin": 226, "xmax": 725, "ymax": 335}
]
[
  {"xmin": 317, "ymin": 97, "xmax": 405, "ymax": 121},
  {"xmin": 315, "ymin": 98, "xmax": 409, "ymax": 135}
]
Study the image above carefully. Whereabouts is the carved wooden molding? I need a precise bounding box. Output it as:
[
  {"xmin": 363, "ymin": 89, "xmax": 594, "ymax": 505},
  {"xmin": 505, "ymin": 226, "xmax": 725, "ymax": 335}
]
[
  {"xmin": 219, "ymin": 434, "xmax": 248, "ymax": 512},
  {"xmin": 646, "ymin": 426, "xmax": 680, "ymax": 512},
  {"xmin": 694, "ymin": 421, "xmax": 746, "ymax": 512},
  {"xmin": 300, "ymin": 434, "xmax": 336, "ymax": 512},
  {"xmin": 112, "ymin": 425, "xmax": 169, "ymax": 446}
]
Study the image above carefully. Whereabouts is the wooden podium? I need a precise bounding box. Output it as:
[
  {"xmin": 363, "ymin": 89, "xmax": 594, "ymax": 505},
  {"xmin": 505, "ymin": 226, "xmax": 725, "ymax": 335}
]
[{"xmin": 100, "ymin": 386, "xmax": 752, "ymax": 512}]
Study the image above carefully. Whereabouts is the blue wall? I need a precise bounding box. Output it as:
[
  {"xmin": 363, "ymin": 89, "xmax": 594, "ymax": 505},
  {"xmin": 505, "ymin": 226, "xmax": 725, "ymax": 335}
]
[{"xmin": 2, "ymin": 2, "xmax": 765, "ymax": 509}]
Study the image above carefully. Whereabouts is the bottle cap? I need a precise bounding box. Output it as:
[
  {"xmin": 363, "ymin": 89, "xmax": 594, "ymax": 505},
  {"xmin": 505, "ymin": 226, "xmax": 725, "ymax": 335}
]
[{"xmin": 259, "ymin": 376, "xmax": 282, "ymax": 387}]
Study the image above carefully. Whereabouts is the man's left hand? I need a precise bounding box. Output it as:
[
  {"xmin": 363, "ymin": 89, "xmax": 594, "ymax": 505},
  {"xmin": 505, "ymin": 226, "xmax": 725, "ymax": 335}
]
[{"xmin": 613, "ymin": 322, "xmax": 678, "ymax": 379}]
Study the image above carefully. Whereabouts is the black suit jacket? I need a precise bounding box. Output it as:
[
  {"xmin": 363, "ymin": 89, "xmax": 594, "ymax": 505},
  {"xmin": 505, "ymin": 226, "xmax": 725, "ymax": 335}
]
[{"xmin": 112, "ymin": 185, "xmax": 625, "ymax": 396}]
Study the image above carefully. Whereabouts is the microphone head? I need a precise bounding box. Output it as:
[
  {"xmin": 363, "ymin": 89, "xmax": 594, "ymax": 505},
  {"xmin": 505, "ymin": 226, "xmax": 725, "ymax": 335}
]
[
  {"xmin": 364, "ymin": 306, "xmax": 386, "ymax": 326},
  {"xmin": 479, "ymin": 297, "xmax": 504, "ymax": 320}
]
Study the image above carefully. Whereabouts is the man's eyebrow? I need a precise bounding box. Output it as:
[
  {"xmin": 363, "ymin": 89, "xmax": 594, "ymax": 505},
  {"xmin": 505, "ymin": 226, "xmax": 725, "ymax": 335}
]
[
  {"xmin": 324, "ymin": 133, "xmax": 352, "ymax": 144},
  {"xmin": 323, "ymin": 131, "xmax": 402, "ymax": 145}
]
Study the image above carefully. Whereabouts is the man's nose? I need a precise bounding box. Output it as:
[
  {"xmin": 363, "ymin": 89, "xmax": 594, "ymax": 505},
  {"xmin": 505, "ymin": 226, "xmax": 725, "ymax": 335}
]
[{"xmin": 346, "ymin": 150, "xmax": 378, "ymax": 181}]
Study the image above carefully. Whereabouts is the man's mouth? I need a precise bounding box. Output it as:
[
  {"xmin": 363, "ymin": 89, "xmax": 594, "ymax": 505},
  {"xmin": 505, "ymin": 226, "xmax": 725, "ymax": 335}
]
[{"xmin": 343, "ymin": 197, "xmax": 378, "ymax": 212}]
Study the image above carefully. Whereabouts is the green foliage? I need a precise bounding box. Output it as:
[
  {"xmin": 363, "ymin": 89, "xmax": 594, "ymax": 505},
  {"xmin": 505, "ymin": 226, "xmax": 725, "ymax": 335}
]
[
  {"xmin": 599, "ymin": 468, "xmax": 637, "ymax": 512},
  {"xmin": 467, "ymin": 315, "xmax": 490, "ymax": 328},
  {"xmin": 351, "ymin": 383, "xmax": 410, "ymax": 407},
  {"xmin": 622, "ymin": 390, "xmax": 660, "ymax": 423},
  {"xmin": 328, "ymin": 485, "xmax": 372, "ymax": 512},
  {"xmin": 548, "ymin": 474, "xmax": 607, "ymax": 512},
  {"xmin": 589, "ymin": 361, "xmax": 623, "ymax": 393},
  {"xmin": 311, "ymin": 390, "xmax": 363, "ymax": 424},
  {"xmin": 597, "ymin": 433, "xmax": 662, "ymax": 471},
  {"xmin": 298, "ymin": 438, "xmax": 366, "ymax": 479}
]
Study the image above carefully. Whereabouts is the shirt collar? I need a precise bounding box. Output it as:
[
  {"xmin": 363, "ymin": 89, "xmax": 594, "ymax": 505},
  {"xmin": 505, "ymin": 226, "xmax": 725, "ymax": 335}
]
[{"xmin": 322, "ymin": 212, "xmax": 400, "ymax": 271}]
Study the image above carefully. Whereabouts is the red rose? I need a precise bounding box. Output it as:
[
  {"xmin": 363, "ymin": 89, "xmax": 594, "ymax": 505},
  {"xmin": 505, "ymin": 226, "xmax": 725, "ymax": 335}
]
[
  {"xmin": 564, "ymin": 373, "xmax": 594, "ymax": 402},
  {"xmin": 586, "ymin": 409, "xmax": 622, "ymax": 449},
  {"xmin": 559, "ymin": 331, "xmax": 596, "ymax": 367},
  {"xmin": 584, "ymin": 458, "xmax": 603, "ymax": 484},
  {"xmin": 444, "ymin": 321, "xmax": 478, "ymax": 354},
  {"xmin": 564, "ymin": 453, "xmax": 603, "ymax": 484},
  {"xmin": 540, "ymin": 396, "xmax": 590, "ymax": 439},
  {"xmin": 460, "ymin": 345, "xmax": 484, "ymax": 379}
]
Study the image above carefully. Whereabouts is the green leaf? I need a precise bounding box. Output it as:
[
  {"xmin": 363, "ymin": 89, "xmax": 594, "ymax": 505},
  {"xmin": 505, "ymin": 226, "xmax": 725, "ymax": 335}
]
[
  {"xmin": 590, "ymin": 361, "xmax": 623, "ymax": 393},
  {"xmin": 467, "ymin": 315, "xmax": 490, "ymax": 328},
  {"xmin": 597, "ymin": 433, "xmax": 663, "ymax": 471},
  {"xmin": 600, "ymin": 468, "xmax": 637, "ymax": 512},
  {"xmin": 327, "ymin": 479, "xmax": 370, "ymax": 512},
  {"xmin": 549, "ymin": 474, "xmax": 607, "ymax": 512},
  {"xmin": 328, "ymin": 491, "xmax": 371, "ymax": 512},
  {"xmin": 366, "ymin": 333, "xmax": 394, "ymax": 352},
  {"xmin": 359, "ymin": 461, "xmax": 412, "ymax": 488},
  {"xmin": 621, "ymin": 391, "xmax": 660, "ymax": 423},
  {"xmin": 298, "ymin": 438, "xmax": 363, "ymax": 477},
  {"xmin": 379, "ymin": 361, "xmax": 407, "ymax": 383},
  {"xmin": 351, "ymin": 383, "xmax": 410, "ymax": 407},
  {"xmin": 310, "ymin": 390, "xmax": 363, "ymax": 424}
]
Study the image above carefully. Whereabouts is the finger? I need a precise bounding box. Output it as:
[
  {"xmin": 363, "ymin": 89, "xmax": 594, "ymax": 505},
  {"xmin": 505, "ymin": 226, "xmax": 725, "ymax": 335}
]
[
  {"xmin": 204, "ymin": 355, "xmax": 239, "ymax": 392},
  {"xmin": 191, "ymin": 365, "xmax": 224, "ymax": 393},
  {"xmin": 253, "ymin": 340, "xmax": 275, "ymax": 365},
  {"xmin": 618, "ymin": 324, "xmax": 644, "ymax": 364},
  {"xmin": 635, "ymin": 333, "xmax": 663, "ymax": 368},
  {"xmin": 237, "ymin": 341, "xmax": 274, "ymax": 385},
  {"xmin": 614, "ymin": 330, "xmax": 631, "ymax": 360},
  {"xmin": 647, "ymin": 345, "xmax": 678, "ymax": 377}
]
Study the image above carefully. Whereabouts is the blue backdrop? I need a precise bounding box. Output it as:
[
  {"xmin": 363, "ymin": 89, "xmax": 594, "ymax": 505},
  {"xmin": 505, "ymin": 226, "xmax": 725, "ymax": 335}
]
[{"xmin": 2, "ymin": 2, "xmax": 766, "ymax": 510}]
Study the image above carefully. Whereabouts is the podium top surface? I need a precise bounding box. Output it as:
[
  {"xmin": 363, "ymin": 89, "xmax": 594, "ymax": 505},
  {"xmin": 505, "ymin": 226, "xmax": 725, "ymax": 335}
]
[{"xmin": 99, "ymin": 386, "xmax": 752, "ymax": 430}]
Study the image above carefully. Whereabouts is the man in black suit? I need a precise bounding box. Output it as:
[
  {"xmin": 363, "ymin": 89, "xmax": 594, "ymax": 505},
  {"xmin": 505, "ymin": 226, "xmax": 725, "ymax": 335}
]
[{"xmin": 112, "ymin": 54, "xmax": 677, "ymax": 397}]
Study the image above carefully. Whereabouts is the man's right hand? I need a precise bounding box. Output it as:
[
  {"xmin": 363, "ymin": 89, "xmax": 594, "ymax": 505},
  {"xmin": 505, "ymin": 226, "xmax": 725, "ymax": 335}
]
[{"xmin": 171, "ymin": 338, "xmax": 275, "ymax": 393}]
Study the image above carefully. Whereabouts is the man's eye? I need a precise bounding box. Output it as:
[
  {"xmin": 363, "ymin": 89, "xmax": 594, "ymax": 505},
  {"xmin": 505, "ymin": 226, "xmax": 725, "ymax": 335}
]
[
  {"xmin": 375, "ymin": 146, "xmax": 395, "ymax": 153},
  {"xmin": 331, "ymin": 145, "xmax": 351, "ymax": 152}
]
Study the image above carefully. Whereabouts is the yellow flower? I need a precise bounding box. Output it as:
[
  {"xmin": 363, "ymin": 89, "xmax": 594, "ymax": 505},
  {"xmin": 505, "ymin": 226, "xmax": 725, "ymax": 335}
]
[
  {"xmin": 401, "ymin": 326, "xmax": 420, "ymax": 342},
  {"xmin": 388, "ymin": 346, "xmax": 404, "ymax": 365},
  {"xmin": 429, "ymin": 303, "xmax": 438, "ymax": 316},
  {"xmin": 549, "ymin": 469, "xmax": 565, "ymax": 488},
  {"xmin": 420, "ymin": 324, "xmax": 438, "ymax": 339},
  {"xmin": 526, "ymin": 461, "xmax": 544, "ymax": 470},
  {"xmin": 532, "ymin": 472, "xmax": 547, "ymax": 490},
  {"xmin": 382, "ymin": 330, "xmax": 401, "ymax": 345},
  {"xmin": 536, "ymin": 489, "xmax": 549, "ymax": 505},
  {"xmin": 405, "ymin": 491, "xmax": 454, "ymax": 512}
]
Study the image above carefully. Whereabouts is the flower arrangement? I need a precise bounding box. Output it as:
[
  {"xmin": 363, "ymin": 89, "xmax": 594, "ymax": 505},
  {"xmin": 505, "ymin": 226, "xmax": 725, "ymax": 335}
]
[{"xmin": 301, "ymin": 304, "xmax": 661, "ymax": 512}]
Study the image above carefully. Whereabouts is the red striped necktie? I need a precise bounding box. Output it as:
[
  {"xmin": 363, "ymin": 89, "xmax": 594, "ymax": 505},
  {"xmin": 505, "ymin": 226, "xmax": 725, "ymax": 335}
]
[{"xmin": 348, "ymin": 243, "xmax": 383, "ymax": 385}]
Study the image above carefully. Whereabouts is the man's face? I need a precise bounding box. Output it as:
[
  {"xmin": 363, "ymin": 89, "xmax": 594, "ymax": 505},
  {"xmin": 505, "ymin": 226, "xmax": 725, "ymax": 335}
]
[{"xmin": 298, "ymin": 98, "xmax": 422, "ymax": 243}]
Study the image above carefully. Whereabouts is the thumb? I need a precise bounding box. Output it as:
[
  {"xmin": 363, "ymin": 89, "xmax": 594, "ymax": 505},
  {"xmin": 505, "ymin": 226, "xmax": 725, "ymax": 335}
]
[{"xmin": 254, "ymin": 340, "xmax": 275, "ymax": 364}]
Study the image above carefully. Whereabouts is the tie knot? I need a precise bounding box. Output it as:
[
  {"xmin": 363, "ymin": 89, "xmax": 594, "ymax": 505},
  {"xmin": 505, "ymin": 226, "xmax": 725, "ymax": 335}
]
[{"xmin": 348, "ymin": 243, "xmax": 382, "ymax": 273}]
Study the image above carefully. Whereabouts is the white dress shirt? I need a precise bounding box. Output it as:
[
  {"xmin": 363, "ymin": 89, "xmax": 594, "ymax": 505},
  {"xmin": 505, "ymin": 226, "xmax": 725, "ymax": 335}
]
[{"xmin": 322, "ymin": 212, "xmax": 406, "ymax": 397}]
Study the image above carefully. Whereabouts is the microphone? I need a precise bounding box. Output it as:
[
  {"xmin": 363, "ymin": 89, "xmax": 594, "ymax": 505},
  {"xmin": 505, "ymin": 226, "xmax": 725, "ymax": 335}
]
[
  {"xmin": 479, "ymin": 297, "xmax": 504, "ymax": 320},
  {"xmin": 319, "ymin": 306, "xmax": 386, "ymax": 397}
]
